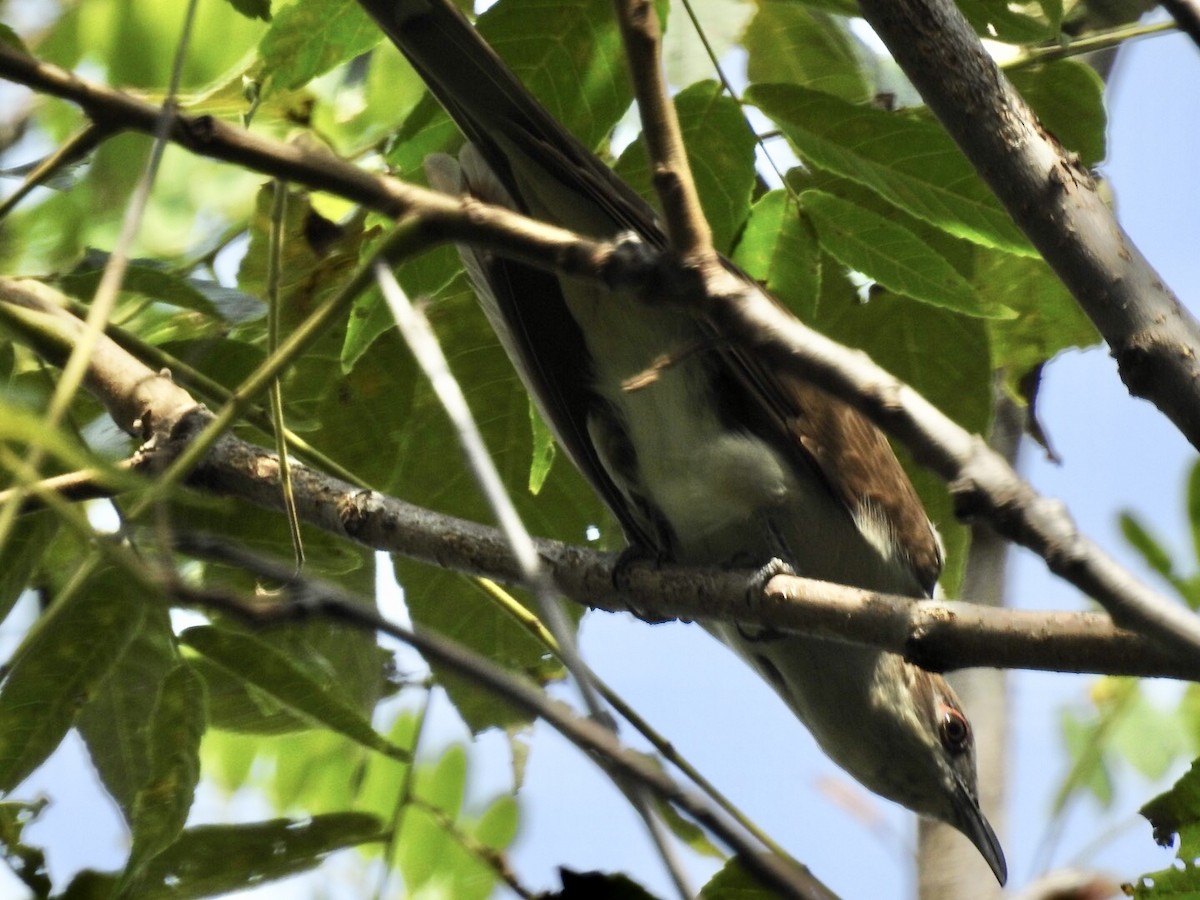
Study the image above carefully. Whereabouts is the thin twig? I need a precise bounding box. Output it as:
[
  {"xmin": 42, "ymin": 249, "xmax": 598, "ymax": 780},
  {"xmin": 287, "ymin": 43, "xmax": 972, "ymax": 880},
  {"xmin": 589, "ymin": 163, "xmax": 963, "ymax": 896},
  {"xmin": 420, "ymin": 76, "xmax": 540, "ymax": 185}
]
[
  {"xmin": 405, "ymin": 795, "xmax": 537, "ymax": 899},
  {"xmin": 0, "ymin": 123, "xmax": 107, "ymax": 221},
  {"xmin": 0, "ymin": 0, "xmax": 200, "ymax": 552},
  {"xmin": 1004, "ymin": 19, "xmax": 1177, "ymax": 69},
  {"xmin": 266, "ymin": 181, "xmax": 304, "ymax": 569},
  {"xmin": 1161, "ymin": 0, "xmax": 1200, "ymax": 49},
  {"xmin": 700, "ymin": 264, "xmax": 1200, "ymax": 660},
  {"xmin": 374, "ymin": 265, "xmax": 695, "ymax": 900},
  {"xmin": 6, "ymin": 37, "xmax": 1175, "ymax": 658},
  {"xmin": 169, "ymin": 536, "xmax": 838, "ymax": 900},
  {"xmin": 376, "ymin": 694, "xmax": 431, "ymax": 900},
  {"xmin": 473, "ymin": 578, "xmax": 794, "ymax": 860},
  {"xmin": 612, "ymin": 0, "xmax": 713, "ymax": 260},
  {"xmin": 0, "ymin": 42, "xmax": 632, "ymax": 289}
]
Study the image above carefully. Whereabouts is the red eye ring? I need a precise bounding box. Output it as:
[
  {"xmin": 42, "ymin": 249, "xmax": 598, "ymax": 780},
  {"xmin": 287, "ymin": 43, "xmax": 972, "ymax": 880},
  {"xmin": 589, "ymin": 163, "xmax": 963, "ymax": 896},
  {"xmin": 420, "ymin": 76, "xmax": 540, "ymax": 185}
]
[{"xmin": 939, "ymin": 705, "xmax": 970, "ymax": 753}]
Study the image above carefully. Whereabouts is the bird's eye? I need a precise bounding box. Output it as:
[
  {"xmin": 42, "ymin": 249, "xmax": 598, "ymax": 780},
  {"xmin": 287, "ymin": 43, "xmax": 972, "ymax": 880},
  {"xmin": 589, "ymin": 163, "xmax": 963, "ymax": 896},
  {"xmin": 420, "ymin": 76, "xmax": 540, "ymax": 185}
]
[{"xmin": 938, "ymin": 706, "xmax": 970, "ymax": 754}]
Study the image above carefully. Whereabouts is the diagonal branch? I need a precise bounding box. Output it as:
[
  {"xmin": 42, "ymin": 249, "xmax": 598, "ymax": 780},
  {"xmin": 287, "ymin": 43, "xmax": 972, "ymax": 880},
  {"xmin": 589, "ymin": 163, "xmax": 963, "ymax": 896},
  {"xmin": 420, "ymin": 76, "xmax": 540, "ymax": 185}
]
[
  {"xmin": 1160, "ymin": 0, "xmax": 1200, "ymax": 50},
  {"xmin": 858, "ymin": 0, "xmax": 1200, "ymax": 455},
  {"xmin": 700, "ymin": 266, "xmax": 1200, "ymax": 659},
  {"xmin": 165, "ymin": 540, "xmax": 836, "ymax": 900},
  {"xmin": 0, "ymin": 42, "xmax": 636, "ymax": 291},
  {"xmin": 612, "ymin": 0, "xmax": 713, "ymax": 260}
]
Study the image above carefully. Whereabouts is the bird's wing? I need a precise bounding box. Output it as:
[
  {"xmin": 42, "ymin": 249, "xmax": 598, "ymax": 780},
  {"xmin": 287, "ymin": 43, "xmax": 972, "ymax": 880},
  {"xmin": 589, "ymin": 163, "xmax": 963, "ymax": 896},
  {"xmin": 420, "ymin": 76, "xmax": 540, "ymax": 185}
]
[{"xmin": 363, "ymin": 0, "xmax": 942, "ymax": 588}]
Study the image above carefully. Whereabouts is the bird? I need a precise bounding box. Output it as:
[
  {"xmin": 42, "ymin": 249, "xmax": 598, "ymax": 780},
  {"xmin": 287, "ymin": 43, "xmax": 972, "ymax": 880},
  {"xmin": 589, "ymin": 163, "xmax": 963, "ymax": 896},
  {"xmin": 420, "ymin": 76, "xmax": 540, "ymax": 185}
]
[{"xmin": 359, "ymin": 0, "xmax": 1006, "ymax": 884}]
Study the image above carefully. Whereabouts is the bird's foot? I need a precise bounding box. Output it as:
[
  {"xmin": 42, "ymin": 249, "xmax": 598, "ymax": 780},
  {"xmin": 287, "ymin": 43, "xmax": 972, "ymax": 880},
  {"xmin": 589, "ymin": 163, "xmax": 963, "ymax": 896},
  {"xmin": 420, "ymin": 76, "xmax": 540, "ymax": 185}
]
[{"xmin": 736, "ymin": 557, "xmax": 795, "ymax": 642}]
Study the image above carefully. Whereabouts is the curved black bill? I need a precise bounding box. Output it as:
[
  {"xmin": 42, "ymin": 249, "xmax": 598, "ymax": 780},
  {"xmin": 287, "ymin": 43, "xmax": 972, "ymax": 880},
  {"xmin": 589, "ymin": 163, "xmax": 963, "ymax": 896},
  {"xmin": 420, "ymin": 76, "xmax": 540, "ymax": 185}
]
[{"xmin": 953, "ymin": 787, "xmax": 1007, "ymax": 885}]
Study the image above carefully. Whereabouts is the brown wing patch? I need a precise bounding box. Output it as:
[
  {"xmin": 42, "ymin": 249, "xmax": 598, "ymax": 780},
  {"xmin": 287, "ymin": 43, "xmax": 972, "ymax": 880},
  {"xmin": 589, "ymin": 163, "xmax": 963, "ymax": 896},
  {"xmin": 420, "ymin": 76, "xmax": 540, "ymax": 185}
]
[{"xmin": 783, "ymin": 377, "xmax": 943, "ymax": 594}]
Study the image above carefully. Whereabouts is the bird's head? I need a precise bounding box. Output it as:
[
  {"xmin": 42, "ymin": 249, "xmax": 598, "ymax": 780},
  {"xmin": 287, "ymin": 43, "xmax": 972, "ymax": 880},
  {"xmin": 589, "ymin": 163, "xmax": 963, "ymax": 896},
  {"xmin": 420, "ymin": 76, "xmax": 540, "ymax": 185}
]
[{"xmin": 859, "ymin": 657, "xmax": 1007, "ymax": 885}]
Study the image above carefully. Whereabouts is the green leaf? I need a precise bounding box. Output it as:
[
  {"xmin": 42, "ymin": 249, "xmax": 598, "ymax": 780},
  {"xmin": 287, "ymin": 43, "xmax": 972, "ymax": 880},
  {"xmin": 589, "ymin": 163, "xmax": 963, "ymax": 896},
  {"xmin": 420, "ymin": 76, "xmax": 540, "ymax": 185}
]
[
  {"xmin": 1056, "ymin": 700, "xmax": 1117, "ymax": 812},
  {"xmin": 976, "ymin": 245, "xmax": 1099, "ymax": 392},
  {"xmin": 1109, "ymin": 690, "xmax": 1186, "ymax": 783},
  {"xmin": 0, "ymin": 510, "xmax": 58, "ymax": 626},
  {"xmin": 528, "ymin": 400, "xmax": 557, "ymax": 494},
  {"xmin": 474, "ymin": 793, "xmax": 519, "ymax": 850},
  {"xmin": 257, "ymin": 0, "xmax": 381, "ymax": 93},
  {"xmin": 417, "ymin": 743, "xmax": 468, "ymax": 820},
  {"xmin": 395, "ymin": 806, "xmax": 451, "ymax": 892},
  {"xmin": 653, "ymin": 798, "xmax": 724, "ymax": 860},
  {"xmin": 747, "ymin": 83, "xmax": 1034, "ymax": 255},
  {"xmin": 348, "ymin": 715, "xmax": 417, "ymax": 830},
  {"xmin": 199, "ymin": 729, "xmax": 259, "ymax": 794},
  {"xmin": 237, "ymin": 187, "xmax": 369, "ymax": 326},
  {"xmin": 0, "ymin": 24, "xmax": 29, "ymax": 52},
  {"xmin": 390, "ymin": 741, "xmax": 517, "ymax": 898},
  {"xmin": 0, "ymin": 800, "xmax": 51, "ymax": 898},
  {"xmin": 225, "ymin": 0, "xmax": 272, "ymax": 22},
  {"xmin": 123, "ymin": 664, "xmax": 208, "ymax": 883},
  {"xmin": 477, "ymin": 0, "xmax": 651, "ymax": 151},
  {"xmin": 269, "ymin": 730, "xmax": 362, "ymax": 812},
  {"xmin": 744, "ymin": 1, "xmax": 869, "ymax": 103},
  {"xmin": 1188, "ymin": 461, "xmax": 1200, "ymax": 574},
  {"xmin": 957, "ymin": 0, "xmax": 1056, "ymax": 42},
  {"xmin": 732, "ymin": 190, "xmax": 821, "ymax": 322},
  {"xmin": 662, "ymin": 0, "xmax": 754, "ymax": 87},
  {"xmin": 57, "ymin": 814, "xmax": 383, "ymax": 900},
  {"xmin": 801, "ymin": 189, "xmax": 1005, "ymax": 317},
  {"xmin": 1008, "ymin": 61, "xmax": 1106, "ymax": 167},
  {"xmin": 342, "ymin": 245, "xmax": 461, "ymax": 371},
  {"xmin": 54, "ymin": 250, "xmax": 265, "ymax": 324},
  {"xmin": 348, "ymin": 711, "xmax": 419, "ymax": 821},
  {"xmin": 76, "ymin": 601, "xmax": 180, "ymax": 825},
  {"xmin": 366, "ymin": 278, "xmax": 596, "ymax": 734},
  {"xmin": 615, "ymin": 81, "xmax": 757, "ymax": 253},
  {"xmin": 385, "ymin": 0, "xmax": 662, "ymax": 180},
  {"xmin": 395, "ymin": 563, "xmax": 565, "ymax": 733},
  {"xmin": 179, "ymin": 625, "xmax": 405, "ymax": 761},
  {"xmin": 700, "ymin": 857, "xmax": 777, "ymax": 898},
  {"xmin": 1137, "ymin": 761, "xmax": 1200, "ymax": 898},
  {"xmin": 0, "ymin": 569, "xmax": 145, "ymax": 793},
  {"xmin": 1144, "ymin": 760, "xmax": 1200, "ymax": 843},
  {"xmin": 1120, "ymin": 512, "xmax": 1188, "ymax": 601},
  {"xmin": 188, "ymin": 654, "xmax": 310, "ymax": 735}
]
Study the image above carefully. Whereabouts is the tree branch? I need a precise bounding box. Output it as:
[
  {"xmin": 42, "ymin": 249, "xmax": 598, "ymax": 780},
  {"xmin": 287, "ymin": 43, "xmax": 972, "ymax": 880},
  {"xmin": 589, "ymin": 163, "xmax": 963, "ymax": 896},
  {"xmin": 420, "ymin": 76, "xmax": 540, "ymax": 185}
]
[
  {"xmin": 0, "ymin": 42, "xmax": 641, "ymax": 292},
  {"xmin": 1160, "ymin": 0, "xmax": 1200, "ymax": 50},
  {"xmin": 165, "ymin": 538, "xmax": 837, "ymax": 900},
  {"xmin": 612, "ymin": 0, "xmax": 713, "ymax": 259},
  {"xmin": 697, "ymin": 262, "xmax": 1200, "ymax": 659},
  {"xmin": 3, "ymin": 276, "xmax": 1196, "ymax": 680},
  {"xmin": 857, "ymin": 0, "xmax": 1200, "ymax": 455}
]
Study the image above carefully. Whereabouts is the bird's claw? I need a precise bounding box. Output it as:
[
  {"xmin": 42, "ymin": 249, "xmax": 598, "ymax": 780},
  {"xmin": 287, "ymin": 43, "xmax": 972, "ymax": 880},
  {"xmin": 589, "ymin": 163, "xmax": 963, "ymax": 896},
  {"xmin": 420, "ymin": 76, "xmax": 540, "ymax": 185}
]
[{"xmin": 736, "ymin": 557, "xmax": 794, "ymax": 643}]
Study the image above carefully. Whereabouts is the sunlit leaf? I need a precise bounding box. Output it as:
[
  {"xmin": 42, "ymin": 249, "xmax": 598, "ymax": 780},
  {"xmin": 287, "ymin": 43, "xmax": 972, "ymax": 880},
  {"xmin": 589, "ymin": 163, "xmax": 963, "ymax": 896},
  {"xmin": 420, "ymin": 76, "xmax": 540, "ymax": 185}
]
[
  {"xmin": 258, "ymin": 0, "xmax": 381, "ymax": 93},
  {"xmin": 747, "ymin": 83, "xmax": 1035, "ymax": 255},
  {"xmin": 801, "ymin": 189, "xmax": 1006, "ymax": 317},
  {"xmin": 180, "ymin": 625, "xmax": 405, "ymax": 761}
]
